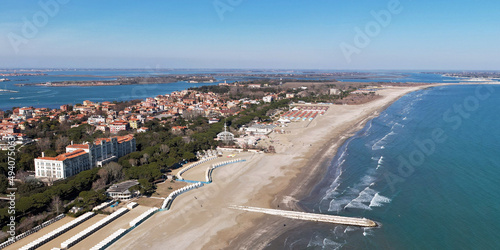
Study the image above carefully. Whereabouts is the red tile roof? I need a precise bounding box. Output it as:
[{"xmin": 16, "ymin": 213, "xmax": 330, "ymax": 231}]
[
  {"xmin": 38, "ymin": 149, "xmax": 87, "ymax": 161},
  {"xmin": 66, "ymin": 144, "xmax": 90, "ymax": 150}
]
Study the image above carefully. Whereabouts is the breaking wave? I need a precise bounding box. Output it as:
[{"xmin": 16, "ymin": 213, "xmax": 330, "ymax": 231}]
[{"xmin": 369, "ymin": 193, "xmax": 392, "ymax": 207}]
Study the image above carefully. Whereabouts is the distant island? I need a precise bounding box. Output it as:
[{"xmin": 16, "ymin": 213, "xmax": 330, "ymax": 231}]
[
  {"xmin": 423, "ymin": 71, "xmax": 500, "ymax": 79},
  {"xmin": 14, "ymin": 75, "xmax": 216, "ymax": 87},
  {"xmin": 0, "ymin": 72, "xmax": 47, "ymax": 76}
]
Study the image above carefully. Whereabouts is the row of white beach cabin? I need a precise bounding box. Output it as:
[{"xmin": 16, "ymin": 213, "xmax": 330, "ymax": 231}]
[
  {"xmin": 89, "ymin": 228, "xmax": 128, "ymax": 250},
  {"xmin": 206, "ymin": 159, "xmax": 245, "ymax": 182},
  {"xmin": 60, "ymin": 207, "xmax": 129, "ymax": 249},
  {"xmin": 176, "ymin": 156, "xmax": 217, "ymax": 180},
  {"xmin": 92, "ymin": 201, "xmax": 113, "ymax": 211},
  {"xmin": 126, "ymin": 202, "xmax": 138, "ymax": 210},
  {"xmin": 129, "ymin": 207, "xmax": 159, "ymax": 227},
  {"xmin": 161, "ymin": 182, "xmax": 204, "ymax": 209},
  {"xmin": 0, "ymin": 214, "xmax": 66, "ymax": 249},
  {"xmin": 90, "ymin": 205, "xmax": 158, "ymax": 250},
  {"xmin": 19, "ymin": 212, "xmax": 95, "ymax": 250}
]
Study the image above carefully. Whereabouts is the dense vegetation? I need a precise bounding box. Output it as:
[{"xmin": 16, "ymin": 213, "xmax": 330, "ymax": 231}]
[{"xmin": 0, "ymin": 168, "xmax": 101, "ymax": 234}]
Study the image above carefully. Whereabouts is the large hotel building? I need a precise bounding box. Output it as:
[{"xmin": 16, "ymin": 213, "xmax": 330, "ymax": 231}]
[{"xmin": 35, "ymin": 135, "xmax": 136, "ymax": 180}]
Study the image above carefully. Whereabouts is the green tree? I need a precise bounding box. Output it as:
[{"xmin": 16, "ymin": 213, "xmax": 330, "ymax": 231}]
[
  {"xmin": 79, "ymin": 190, "xmax": 107, "ymax": 208},
  {"xmin": 138, "ymin": 178, "xmax": 155, "ymax": 195}
]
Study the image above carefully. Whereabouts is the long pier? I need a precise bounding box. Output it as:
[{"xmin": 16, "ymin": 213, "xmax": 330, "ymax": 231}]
[{"xmin": 229, "ymin": 205, "xmax": 377, "ymax": 227}]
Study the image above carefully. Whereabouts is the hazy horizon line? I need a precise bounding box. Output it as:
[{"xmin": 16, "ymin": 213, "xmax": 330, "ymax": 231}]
[{"xmin": 1, "ymin": 68, "xmax": 498, "ymax": 72}]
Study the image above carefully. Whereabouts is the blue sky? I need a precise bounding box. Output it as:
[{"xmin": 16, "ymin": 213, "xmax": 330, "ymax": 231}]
[{"xmin": 0, "ymin": 0, "xmax": 499, "ymax": 70}]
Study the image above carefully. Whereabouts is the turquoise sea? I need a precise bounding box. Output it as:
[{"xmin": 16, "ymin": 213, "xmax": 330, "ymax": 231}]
[{"xmin": 267, "ymin": 85, "xmax": 500, "ymax": 249}]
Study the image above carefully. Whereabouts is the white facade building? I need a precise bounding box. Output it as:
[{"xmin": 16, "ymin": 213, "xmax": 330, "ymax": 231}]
[
  {"xmin": 35, "ymin": 135, "xmax": 136, "ymax": 180},
  {"xmin": 263, "ymin": 95, "xmax": 274, "ymax": 103},
  {"xmin": 35, "ymin": 150, "xmax": 90, "ymax": 180},
  {"xmin": 87, "ymin": 115, "xmax": 106, "ymax": 125}
]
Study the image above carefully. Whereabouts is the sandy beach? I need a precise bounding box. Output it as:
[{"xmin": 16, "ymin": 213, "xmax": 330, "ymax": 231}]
[{"xmin": 109, "ymin": 85, "xmax": 431, "ymax": 250}]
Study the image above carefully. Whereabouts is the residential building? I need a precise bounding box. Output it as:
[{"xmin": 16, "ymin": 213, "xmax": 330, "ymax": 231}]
[
  {"xmin": 59, "ymin": 115, "xmax": 69, "ymax": 122},
  {"xmin": 95, "ymin": 124, "xmax": 109, "ymax": 133},
  {"xmin": 128, "ymin": 118, "xmax": 140, "ymax": 129},
  {"xmin": 248, "ymin": 84, "xmax": 261, "ymax": 88},
  {"xmin": 263, "ymin": 95, "xmax": 274, "ymax": 103},
  {"xmin": 109, "ymin": 121, "xmax": 129, "ymax": 134},
  {"xmin": 88, "ymin": 115, "xmax": 106, "ymax": 125},
  {"xmin": 83, "ymin": 100, "xmax": 93, "ymax": 106},
  {"xmin": 0, "ymin": 122, "xmax": 19, "ymax": 137},
  {"xmin": 208, "ymin": 118, "xmax": 220, "ymax": 124},
  {"xmin": 73, "ymin": 106, "xmax": 93, "ymax": 113},
  {"xmin": 137, "ymin": 127, "xmax": 149, "ymax": 133}
]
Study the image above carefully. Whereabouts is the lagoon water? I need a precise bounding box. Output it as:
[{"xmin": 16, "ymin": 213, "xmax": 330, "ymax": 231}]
[
  {"xmin": 0, "ymin": 70, "xmax": 224, "ymax": 111},
  {"xmin": 0, "ymin": 70, "xmax": 471, "ymax": 111},
  {"xmin": 268, "ymin": 85, "xmax": 500, "ymax": 249}
]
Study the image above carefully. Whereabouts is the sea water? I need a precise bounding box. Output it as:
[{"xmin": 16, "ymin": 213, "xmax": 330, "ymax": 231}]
[{"xmin": 267, "ymin": 85, "xmax": 500, "ymax": 249}]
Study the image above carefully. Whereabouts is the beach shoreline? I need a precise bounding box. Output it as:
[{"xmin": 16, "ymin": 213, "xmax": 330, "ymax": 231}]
[
  {"xmin": 219, "ymin": 85, "xmax": 433, "ymax": 249},
  {"xmin": 108, "ymin": 85, "xmax": 435, "ymax": 250}
]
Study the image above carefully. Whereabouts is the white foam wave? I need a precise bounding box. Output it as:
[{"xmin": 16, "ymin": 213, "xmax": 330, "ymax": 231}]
[
  {"xmin": 323, "ymin": 238, "xmax": 343, "ymax": 249},
  {"xmin": 344, "ymin": 226, "xmax": 358, "ymax": 234},
  {"xmin": 328, "ymin": 173, "xmax": 379, "ymax": 212},
  {"xmin": 377, "ymin": 156, "xmax": 384, "ymax": 165},
  {"xmin": 322, "ymin": 184, "xmax": 340, "ymax": 201},
  {"xmin": 306, "ymin": 235, "xmax": 343, "ymax": 249},
  {"xmin": 328, "ymin": 197, "xmax": 352, "ymax": 212},
  {"xmin": 376, "ymin": 156, "xmax": 384, "ymax": 170},
  {"xmin": 344, "ymin": 200, "xmax": 371, "ymax": 210},
  {"xmin": 369, "ymin": 193, "xmax": 392, "ymax": 207},
  {"xmin": 320, "ymin": 169, "xmax": 343, "ymax": 201},
  {"xmin": 354, "ymin": 187, "xmax": 377, "ymax": 202},
  {"xmin": 344, "ymin": 187, "xmax": 377, "ymax": 210},
  {"xmin": 361, "ymin": 120, "xmax": 373, "ymax": 136},
  {"xmin": 0, "ymin": 89, "xmax": 18, "ymax": 93},
  {"xmin": 371, "ymin": 131, "xmax": 395, "ymax": 150},
  {"xmin": 392, "ymin": 122, "xmax": 403, "ymax": 129}
]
